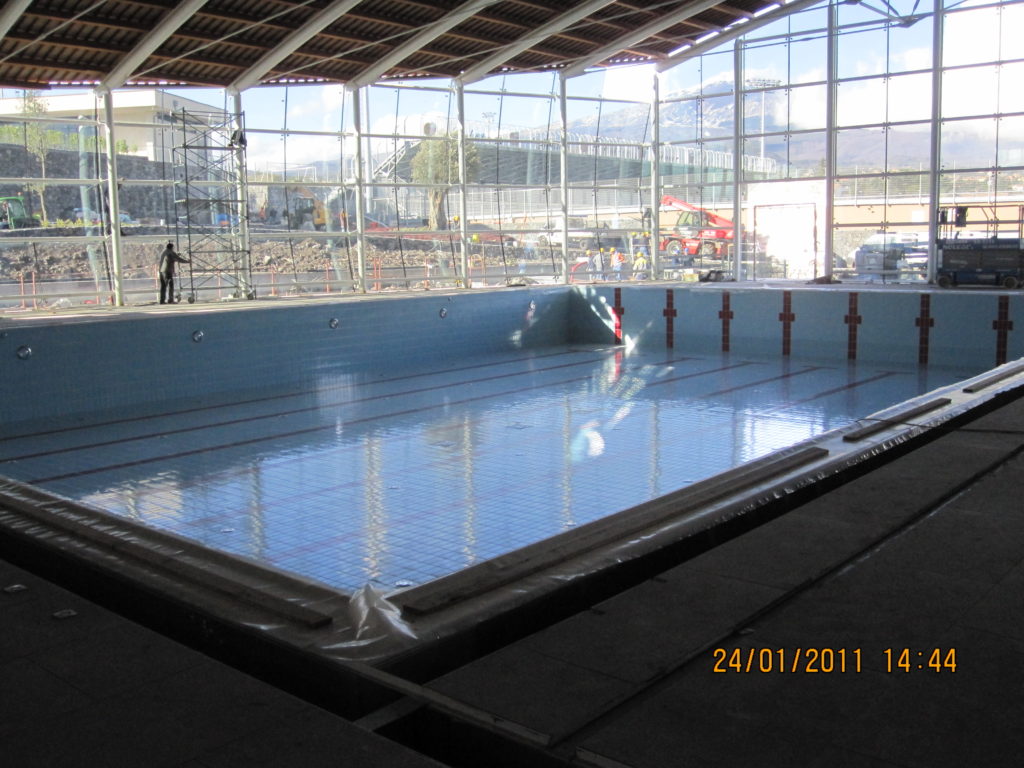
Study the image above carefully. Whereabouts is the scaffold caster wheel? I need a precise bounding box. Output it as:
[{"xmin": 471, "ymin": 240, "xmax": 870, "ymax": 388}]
[
  {"xmin": 187, "ymin": 293, "xmax": 197, "ymax": 304},
  {"xmin": 1002, "ymin": 276, "xmax": 1018, "ymax": 290},
  {"xmin": 936, "ymin": 275, "xmax": 952, "ymax": 289},
  {"xmin": 247, "ymin": 290, "xmax": 256, "ymax": 300}
]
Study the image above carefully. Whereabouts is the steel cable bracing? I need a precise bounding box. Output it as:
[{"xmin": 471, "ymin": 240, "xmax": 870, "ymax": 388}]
[
  {"xmin": 443, "ymin": 90, "xmax": 459, "ymax": 280},
  {"xmin": 338, "ymin": 88, "xmax": 355, "ymax": 288},
  {"xmin": 282, "ymin": 86, "xmax": 300, "ymax": 289},
  {"xmin": 495, "ymin": 77, "xmax": 510, "ymax": 279},
  {"xmin": 544, "ymin": 74, "xmax": 557, "ymax": 275},
  {"xmin": 392, "ymin": 89, "xmax": 409, "ymax": 286},
  {"xmin": 168, "ymin": 110, "xmax": 195, "ymax": 301},
  {"xmin": 592, "ymin": 95, "xmax": 604, "ymax": 251},
  {"xmin": 91, "ymin": 100, "xmax": 114, "ymax": 295},
  {"xmin": 638, "ymin": 102, "xmax": 652, "ymax": 231}
]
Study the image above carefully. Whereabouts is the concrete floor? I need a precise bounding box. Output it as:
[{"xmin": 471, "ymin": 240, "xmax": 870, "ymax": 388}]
[{"xmin": 2, "ymin": 387, "xmax": 1023, "ymax": 767}]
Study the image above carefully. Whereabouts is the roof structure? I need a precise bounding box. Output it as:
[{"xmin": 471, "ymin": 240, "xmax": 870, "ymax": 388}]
[{"xmin": 0, "ymin": 0, "xmax": 791, "ymax": 91}]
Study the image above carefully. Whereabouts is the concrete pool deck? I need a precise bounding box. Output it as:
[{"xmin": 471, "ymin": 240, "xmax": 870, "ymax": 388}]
[{"xmin": 2, "ymin": 370, "xmax": 1022, "ymax": 767}]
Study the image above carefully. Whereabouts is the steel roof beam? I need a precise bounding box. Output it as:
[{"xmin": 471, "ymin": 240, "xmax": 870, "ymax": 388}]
[
  {"xmin": 228, "ymin": 0, "xmax": 365, "ymax": 92},
  {"xmin": 561, "ymin": 0, "xmax": 725, "ymax": 78},
  {"xmin": 0, "ymin": 0, "xmax": 32, "ymax": 41},
  {"xmin": 657, "ymin": 0, "xmax": 831, "ymax": 72},
  {"xmin": 346, "ymin": 0, "xmax": 504, "ymax": 90},
  {"xmin": 98, "ymin": 0, "xmax": 209, "ymax": 91},
  {"xmin": 457, "ymin": 0, "xmax": 619, "ymax": 85}
]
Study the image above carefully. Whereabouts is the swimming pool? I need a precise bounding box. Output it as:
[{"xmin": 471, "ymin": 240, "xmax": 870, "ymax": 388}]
[
  {"xmin": 0, "ymin": 341, "xmax": 978, "ymax": 592},
  {"xmin": 1, "ymin": 285, "xmax": 1021, "ymax": 619}
]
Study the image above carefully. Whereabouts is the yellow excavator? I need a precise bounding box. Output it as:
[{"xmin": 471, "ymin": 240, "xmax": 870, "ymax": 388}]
[
  {"xmin": 285, "ymin": 187, "xmax": 326, "ymax": 230},
  {"xmin": 0, "ymin": 196, "xmax": 36, "ymax": 229}
]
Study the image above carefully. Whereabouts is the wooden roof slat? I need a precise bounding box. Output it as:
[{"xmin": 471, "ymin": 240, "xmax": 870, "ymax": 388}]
[{"xmin": 0, "ymin": 0, "xmax": 800, "ymax": 88}]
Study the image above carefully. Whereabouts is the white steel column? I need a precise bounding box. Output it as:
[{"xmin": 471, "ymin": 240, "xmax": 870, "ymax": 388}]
[
  {"xmin": 351, "ymin": 86, "xmax": 367, "ymax": 293},
  {"xmin": 824, "ymin": 1, "xmax": 838, "ymax": 280},
  {"xmin": 98, "ymin": 88, "xmax": 124, "ymax": 306},
  {"xmin": 559, "ymin": 73, "xmax": 570, "ymax": 284},
  {"xmin": 229, "ymin": 89, "xmax": 252, "ymax": 298},
  {"xmin": 927, "ymin": 0, "xmax": 944, "ymax": 284},
  {"xmin": 650, "ymin": 71, "xmax": 662, "ymax": 279},
  {"xmin": 456, "ymin": 81, "xmax": 470, "ymax": 287},
  {"xmin": 732, "ymin": 40, "xmax": 744, "ymax": 280},
  {"xmin": 0, "ymin": 0, "xmax": 32, "ymax": 40}
]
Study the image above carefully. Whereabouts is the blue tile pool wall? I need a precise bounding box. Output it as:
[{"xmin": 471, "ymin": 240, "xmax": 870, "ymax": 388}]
[
  {"xmin": 0, "ymin": 288, "xmax": 571, "ymax": 425},
  {"xmin": 572, "ymin": 285, "xmax": 1024, "ymax": 371}
]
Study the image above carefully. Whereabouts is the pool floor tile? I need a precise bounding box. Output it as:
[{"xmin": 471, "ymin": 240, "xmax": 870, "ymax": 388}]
[{"xmin": 0, "ymin": 345, "xmax": 979, "ymax": 592}]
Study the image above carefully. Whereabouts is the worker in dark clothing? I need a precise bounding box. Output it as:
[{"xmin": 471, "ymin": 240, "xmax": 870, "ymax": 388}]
[{"xmin": 158, "ymin": 242, "xmax": 189, "ymax": 304}]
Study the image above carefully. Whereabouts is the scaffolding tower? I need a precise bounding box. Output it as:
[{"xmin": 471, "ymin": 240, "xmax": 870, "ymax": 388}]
[{"xmin": 172, "ymin": 109, "xmax": 252, "ymax": 302}]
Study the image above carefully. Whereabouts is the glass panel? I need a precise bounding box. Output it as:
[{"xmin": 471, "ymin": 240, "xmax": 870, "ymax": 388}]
[
  {"xmin": 660, "ymin": 56, "xmax": 704, "ymax": 97},
  {"xmin": 241, "ymin": 87, "xmax": 285, "ymax": 130},
  {"xmin": 994, "ymin": 171, "xmax": 1024, "ymax": 206},
  {"xmin": 938, "ymin": 170, "xmax": 996, "ymax": 201},
  {"xmin": 700, "ymin": 94, "xmax": 734, "ymax": 139},
  {"xmin": 660, "ymin": 97, "xmax": 700, "ymax": 143},
  {"xmin": 887, "ymin": 124, "xmax": 932, "ymax": 171},
  {"xmin": 943, "ymin": 6, "xmax": 1001, "ymax": 67},
  {"xmin": 836, "ymin": 78, "xmax": 887, "ymax": 127},
  {"xmin": 744, "ymin": 40, "xmax": 790, "ymax": 86},
  {"xmin": 700, "ymin": 51, "xmax": 735, "ymax": 96},
  {"xmin": 836, "ymin": 127, "xmax": 886, "ymax": 175},
  {"xmin": 882, "ymin": 176, "xmax": 932, "ymax": 221},
  {"xmin": 788, "ymin": 35, "xmax": 827, "ymax": 82},
  {"xmin": 941, "ymin": 118, "xmax": 997, "ymax": 169},
  {"xmin": 788, "ymin": 84, "xmax": 827, "ymax": 132},
  {"xmin": 838, "ymin": 28, "xmax": 889, "ymax": 80},
  {"xmin": 661, "ymin": 179, "xmax": 733, "ymax": 210},
  {"xmin": 788, "ymin": 5, "xmax": 828, "ymax": 34},
  {"xmin": 942, "ymin": 65, "xmax": 998, "ymax": 119},
  {"xmin": 997, "ymin": 115, "xmax": 1024, "ymax": 168},
  {"xmin": 1000, "ymin": 4, "xmax": 1024, "ymax": 59},
  {"xmin": 998, "ymin": 61, "xmax": 1024, "ymax": 114},
  {"xmin": 787, "ymin": 131, "xmax": 827, "ymax": 178},
  {"xmin": 888, "ymin": 14, "xmax": 933, "ymax": 74},
  {"xmin": 839, "ymin": 2, "xmax": 886, "ymax": 25},
  {"xmin": 741, "ymin": 137, "xmax": 781, "ymax": 180},
  {"xmin": 888, "ymin": 73, "xmax": 932, "ymax": 123},
  {"xmin": 743, "ymin": 89, "xmax": 771, "ymax": 135}
]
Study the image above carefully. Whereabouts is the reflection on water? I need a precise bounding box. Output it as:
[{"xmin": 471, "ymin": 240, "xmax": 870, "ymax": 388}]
[{"xmin": 0, "ymin": 345, "xmax": 984, "ymax": 592}]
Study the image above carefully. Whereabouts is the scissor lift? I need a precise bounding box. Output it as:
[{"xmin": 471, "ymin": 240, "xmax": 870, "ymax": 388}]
[{"xmin": 936, "ymin": 204, "xmax": 1024, "ymax": 289}]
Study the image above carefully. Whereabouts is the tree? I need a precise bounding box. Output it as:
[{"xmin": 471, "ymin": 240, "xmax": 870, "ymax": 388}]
[
  {"xmin": 20, "ymin": 90, "xmax": 63, "ymax": 223},
  {"xmin": 410, "ymin": 134, "xmax": 480, "ymax": 230}
]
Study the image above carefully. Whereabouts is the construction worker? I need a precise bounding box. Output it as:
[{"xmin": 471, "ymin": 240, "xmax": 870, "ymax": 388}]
[
  {"xmin": 610, "ymin": 247, "xmax": 626, "ymax": 281},
  {"xmin": 632, "ymin": 251, "xmax": 648, "ymax": 280},
  {"xmin": 157, "ymin": 242, "xmax": 190, "ymax": 304}
]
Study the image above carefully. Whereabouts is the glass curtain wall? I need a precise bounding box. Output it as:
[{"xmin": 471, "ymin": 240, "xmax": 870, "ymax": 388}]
[
  {"xmin": 241, "ymin": 85, "xmax": 356, "ymax": 297},
  {"xmin": 2, "ymin": 0, "xmax": 1024, "ymax": 309},
  {"xmin": 0, "ymin": 100, "xmax": 107, "ymax": 308},
  {"xmin": 938, "ymin": 0, "xmax": 1024, "ymax": 236}
]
